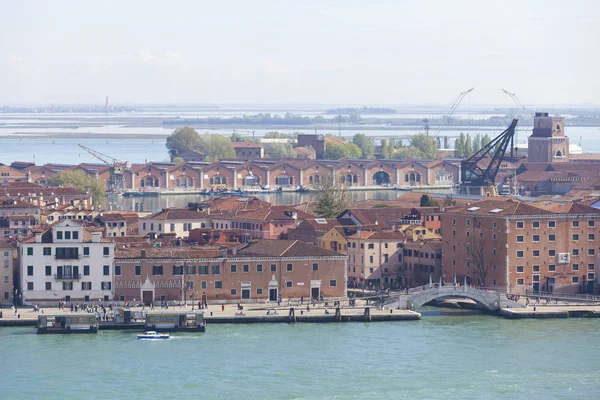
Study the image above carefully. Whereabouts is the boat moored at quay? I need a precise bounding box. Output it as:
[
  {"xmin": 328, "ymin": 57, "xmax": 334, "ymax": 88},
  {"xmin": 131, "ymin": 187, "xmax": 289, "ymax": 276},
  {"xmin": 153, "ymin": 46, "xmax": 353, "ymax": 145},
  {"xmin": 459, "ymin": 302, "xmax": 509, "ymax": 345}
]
[
  {"xmin": 144, "ymin": 311, "xmax": 206, "ymax": 332},
  {"xmin": 37, "ymin": 313, "xmax": 99, "ymax": 334}
]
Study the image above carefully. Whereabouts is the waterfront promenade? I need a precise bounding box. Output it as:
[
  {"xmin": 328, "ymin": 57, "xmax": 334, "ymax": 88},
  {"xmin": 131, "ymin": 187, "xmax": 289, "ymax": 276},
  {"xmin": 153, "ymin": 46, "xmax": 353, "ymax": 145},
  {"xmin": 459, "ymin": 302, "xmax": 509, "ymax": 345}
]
[{"xmin": 0, "ymin": 300, "xmax": 421, "ymax": 327}]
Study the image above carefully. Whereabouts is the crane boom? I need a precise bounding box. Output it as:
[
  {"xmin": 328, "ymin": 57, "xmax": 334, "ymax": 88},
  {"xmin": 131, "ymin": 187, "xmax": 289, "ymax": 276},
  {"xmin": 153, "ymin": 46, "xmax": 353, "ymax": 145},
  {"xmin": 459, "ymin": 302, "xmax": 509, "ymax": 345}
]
[
  {"xmin": 78, "ymin": 144, "xmax": 126, "ymax": 167},
  {"xmin": 502, "ymin": 89, "xmax": 527, "ymax": 110},
  {"xmin": 461, "ymin": 118, "xmax": 518, "ymax": 187},
  {"xmin": 434, "ymin": 87, "xmax": 474, "ymax": 137}
]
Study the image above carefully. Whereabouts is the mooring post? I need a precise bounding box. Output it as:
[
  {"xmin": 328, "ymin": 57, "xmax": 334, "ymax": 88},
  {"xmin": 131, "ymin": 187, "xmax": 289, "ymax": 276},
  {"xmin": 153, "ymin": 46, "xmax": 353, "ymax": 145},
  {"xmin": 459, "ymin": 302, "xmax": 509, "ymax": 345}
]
[
  {"xmin": 335, "ymin": 307, "xmax": 341, "ymax": 322},
  {"xmin": 289, "ymin": 307, "xmax": 296, "ymax": 322},
  {"xmin": 364, "ymin": 307, "xmax": 371, "ymax": 322}
]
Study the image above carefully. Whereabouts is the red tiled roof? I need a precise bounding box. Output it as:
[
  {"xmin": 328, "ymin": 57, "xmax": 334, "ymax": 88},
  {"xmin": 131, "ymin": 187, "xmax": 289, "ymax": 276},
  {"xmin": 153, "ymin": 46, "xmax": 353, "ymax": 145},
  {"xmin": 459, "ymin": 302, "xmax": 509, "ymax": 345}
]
[
  {"xmin": 145, "ymin": 208, "xmax": 210, "ymax": 220},
  {"xmin": 238, "ymin": 239, "xmax": 343, "ymax": 258}
]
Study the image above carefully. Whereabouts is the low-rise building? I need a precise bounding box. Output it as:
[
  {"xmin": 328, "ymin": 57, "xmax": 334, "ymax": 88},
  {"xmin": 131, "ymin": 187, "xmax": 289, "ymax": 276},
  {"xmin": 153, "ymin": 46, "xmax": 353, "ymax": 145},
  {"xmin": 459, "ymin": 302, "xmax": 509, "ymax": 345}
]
[
  {"xmin": 346, "ymin": 230, "xmax": 406, "ymax": 288},
  {"xmin": 139, "ymin": 208, "xmax": 210, "ymax": 238},
  {"xmin": 113, "ymin": 240, "xmax": 347, "ymax": 303},
  {"xmin": 400, "ymin": 239, "xmax": 443, "ymax": 288},
  {"xmin": 232, "ymin": 142, "xmax": 264, "ymax": 159},
  {"xmin": 18, "ymin": 220, "xmax": 115, "ymax": 305},
  {"xmin": 0, "ymin": 238, "xmax": 16, "ymax": 306}
]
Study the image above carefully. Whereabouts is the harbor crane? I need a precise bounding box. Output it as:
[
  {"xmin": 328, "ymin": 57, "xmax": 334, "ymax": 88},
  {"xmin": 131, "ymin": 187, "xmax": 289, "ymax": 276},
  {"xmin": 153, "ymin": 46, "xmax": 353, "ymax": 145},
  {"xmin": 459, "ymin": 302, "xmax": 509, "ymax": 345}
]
[
  {"xmin": 78, "ymin": 144, "xmax": 131, "ymax": 192},
  {"xmin": 502, "ymin": 89, "xmax": 527, "ymax": 110},
  {"xmin": 460, "ymin": 118, "xmax": 518, "ymax": 196},
  {"xmin": 433, "ymin": 87, "xmax": 474, "ymax": 148}
]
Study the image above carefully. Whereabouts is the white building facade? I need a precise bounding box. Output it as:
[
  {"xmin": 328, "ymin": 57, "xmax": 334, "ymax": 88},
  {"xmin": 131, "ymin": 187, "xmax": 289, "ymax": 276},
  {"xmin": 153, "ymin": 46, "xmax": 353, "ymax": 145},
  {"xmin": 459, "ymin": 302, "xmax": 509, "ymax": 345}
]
[{"xmin": 18, "ymin": 220, "xmax": 115, "ymax": 305}]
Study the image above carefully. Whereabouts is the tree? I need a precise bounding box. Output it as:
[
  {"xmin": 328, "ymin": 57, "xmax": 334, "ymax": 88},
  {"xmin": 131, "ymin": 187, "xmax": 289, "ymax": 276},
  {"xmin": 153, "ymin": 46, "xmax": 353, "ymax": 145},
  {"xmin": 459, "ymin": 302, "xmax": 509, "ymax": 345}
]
[
  {"xmin": 315, "ymin": 173, "xmax": 350, "ymax": 218},
  {"xmin": 47, "ymin": 169, "xmax": 106, "ymax": 208},
  {"xmin": 442, "ymin": 195, "xmax": 457, "ymax": 206},
  {"xmin": 295, "ymin": 145, "xmax": 316, "ymax": 160},
  {"xmin": 473, "ymin": 133, "xmax": 481, "ymax": 154},
  {"xmin": 420, "ymin": 194, "xmax": 438, "ymax": 207},
  {"xmin": 385, "ymin": 139, "xmax": 395, "ymax": 159},
  {"xmin": 394, "ymin": 133, "xmax": 439, "ymax": 159},
  {"xmin": 464, "ymin": 235, "xmax": 494, "ymax": 286},
  {"xmin": 455, "ymin": 133, "xmax": 466, "ymax": 158},
  {"xmin": 481, "ymin": 133, "xmax": 491, "ymax": 148},
  {"xmin": 231, "ymin": 132, "xmax": 245, "ymax": 142},
  {"xmin": 464, "ymin": 134, "xmax": 473, "ymax": 157},
  {"xmin": 380, "ymin": 140, "xmax": 388, "ymax": 159},
  {"xmin": 172, "ymin": 157, "xmax": 184, "ymax": 164},
  {"xmin": 267, "ymin": 143, "xmax": 296, "ymax": 158},
  {"xmin": 352, "ymin": 133, "xmax": 374, "ymax": 159},
  {"xmin": 196, "ymin": 134, "xmax": 236, "ymax": 162},
  {"xmin": 324, "ymin": 141, "xmax": 361, "ymax": 160},
  {"xmin": 166, "ymin": 127, "xmax": 200, "ymax": 158}
]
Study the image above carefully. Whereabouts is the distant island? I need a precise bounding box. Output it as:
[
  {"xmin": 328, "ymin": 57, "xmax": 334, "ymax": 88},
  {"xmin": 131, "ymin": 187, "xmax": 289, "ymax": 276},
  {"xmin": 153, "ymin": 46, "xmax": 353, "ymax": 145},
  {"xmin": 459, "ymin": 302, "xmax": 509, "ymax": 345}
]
[{"xmin": 325, "ymin": 106, "xmax": 396, "ymax": 115}]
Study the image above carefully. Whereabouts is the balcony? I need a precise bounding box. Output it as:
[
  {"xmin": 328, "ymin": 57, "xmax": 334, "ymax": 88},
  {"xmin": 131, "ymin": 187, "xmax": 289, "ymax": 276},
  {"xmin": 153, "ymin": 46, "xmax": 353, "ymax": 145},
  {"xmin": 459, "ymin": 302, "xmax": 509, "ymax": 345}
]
[
  {"xmin": 55, "ymin": 254, "xmax": 80, "ymax": 260},
  {"xmin": 54, "ymin": 273, "xmax": 81, "ymax": 280}
]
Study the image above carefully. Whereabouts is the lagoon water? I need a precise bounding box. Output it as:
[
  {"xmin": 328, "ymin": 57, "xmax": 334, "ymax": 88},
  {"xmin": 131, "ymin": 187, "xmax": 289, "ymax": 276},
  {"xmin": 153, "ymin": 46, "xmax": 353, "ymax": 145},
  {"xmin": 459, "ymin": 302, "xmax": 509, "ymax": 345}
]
[
  {"xmin": 1, "ymin": 316, "xmax": 599, "ymax": 399},
  {"xmin": 0, "ymin": 126, "xmax": 599, "ymax": 166}
]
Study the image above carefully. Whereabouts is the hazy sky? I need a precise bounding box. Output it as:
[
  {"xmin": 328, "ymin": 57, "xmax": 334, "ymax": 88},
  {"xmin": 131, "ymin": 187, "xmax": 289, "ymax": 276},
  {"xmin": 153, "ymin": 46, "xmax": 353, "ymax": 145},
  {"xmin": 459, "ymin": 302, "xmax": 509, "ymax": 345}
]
[{"xmin": 2, "ymin": 0, "xmax": 599, "ymax": 106}]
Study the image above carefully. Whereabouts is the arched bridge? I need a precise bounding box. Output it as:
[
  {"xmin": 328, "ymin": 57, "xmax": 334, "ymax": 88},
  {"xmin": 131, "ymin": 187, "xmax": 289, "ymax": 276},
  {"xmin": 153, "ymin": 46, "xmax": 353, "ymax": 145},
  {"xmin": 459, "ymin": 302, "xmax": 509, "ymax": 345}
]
[{"xmin": 384, "ymin": 284, "xmax": 523, "ymax": 311}]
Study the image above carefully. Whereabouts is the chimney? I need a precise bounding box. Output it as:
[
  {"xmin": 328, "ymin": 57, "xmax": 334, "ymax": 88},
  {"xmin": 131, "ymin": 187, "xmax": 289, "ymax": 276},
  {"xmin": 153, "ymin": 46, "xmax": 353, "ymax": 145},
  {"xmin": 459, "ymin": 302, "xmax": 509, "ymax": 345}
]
[
  {"xmin": 91, "ymin": 232, "xmax": 101, "ymax": 243},
  {"xmin": 35, "ymin": 232, "xmax": 42, "ymax": 243},
  {"xmin": 141, "ymin": 249, "xmax": 146, "ymax": 258}
]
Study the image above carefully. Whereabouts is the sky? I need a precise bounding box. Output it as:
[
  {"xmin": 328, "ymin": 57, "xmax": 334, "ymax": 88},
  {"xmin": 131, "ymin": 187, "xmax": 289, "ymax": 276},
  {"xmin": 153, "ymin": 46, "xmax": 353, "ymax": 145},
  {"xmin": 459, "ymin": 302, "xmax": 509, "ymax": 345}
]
[{"xmin": 1, "ymin": 0, "xmax": 599, "ymax": 106}]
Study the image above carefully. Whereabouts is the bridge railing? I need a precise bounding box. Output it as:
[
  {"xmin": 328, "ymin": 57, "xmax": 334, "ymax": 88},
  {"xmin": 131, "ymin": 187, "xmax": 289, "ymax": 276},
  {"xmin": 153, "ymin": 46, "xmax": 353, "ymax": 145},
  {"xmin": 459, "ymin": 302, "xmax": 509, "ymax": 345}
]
[
  {"xmin": 516, "ymin": 291, "xmax": 600, "ymax": 303},
  {"xmin": 405, "ymin": 283, "xmax": 503, "ymax": 295}
]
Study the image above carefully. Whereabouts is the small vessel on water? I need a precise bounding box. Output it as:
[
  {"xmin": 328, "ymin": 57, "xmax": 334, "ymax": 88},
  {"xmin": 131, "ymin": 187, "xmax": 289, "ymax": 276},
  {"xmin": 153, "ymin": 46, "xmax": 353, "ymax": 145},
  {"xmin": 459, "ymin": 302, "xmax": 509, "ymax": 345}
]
[
  {"xmin": 137, "ymin": 331, "xmax": 170, "ymax": 340},
  {"xmin": 37, "ymin": 313, "xmax": 98, "ymax": 334},
  {"xmin": 144, "ymin": 311, "xmax": 206, "ymax": 332}
]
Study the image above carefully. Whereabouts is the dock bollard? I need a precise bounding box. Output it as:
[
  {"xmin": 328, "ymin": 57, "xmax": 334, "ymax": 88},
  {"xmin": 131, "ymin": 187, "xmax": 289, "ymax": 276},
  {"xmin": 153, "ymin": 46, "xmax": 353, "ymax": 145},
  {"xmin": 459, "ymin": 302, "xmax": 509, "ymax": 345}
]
[
  {"xmin": 364, "ymin": 307, "xmax": 371, "ymax": 322},
  {"xmin": 289, "ymin": 307, "xmax": 296, "ymax": 322},
  {"xmin": 210, "ymin": 312, "xmax": 213, "ymax": 316},
  {"xmin": 335, "ymin": 307, "xmax": 341, "ymax": 322}
]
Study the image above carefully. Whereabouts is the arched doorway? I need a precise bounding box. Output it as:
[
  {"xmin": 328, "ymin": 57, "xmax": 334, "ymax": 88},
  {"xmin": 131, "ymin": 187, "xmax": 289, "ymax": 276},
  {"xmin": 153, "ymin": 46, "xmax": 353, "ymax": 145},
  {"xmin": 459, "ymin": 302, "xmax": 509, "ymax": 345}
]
[
  {"xmin": 141, "ymin": 176, "xmax": 158, "ymax": 187},
  {"xmin": 276, "ymin": 175, "xmax": 292, "ymax": 187},
  {"xmin": 176, "ymin": 176, "xmax": 193, "ymax": 188},
  {"xmin": 346, "ymin": 174, "xmax": 353, "ymax": 186},
  {"xmin": 373, "ymin": 171, "xmax": 390, "ymax": 185}
]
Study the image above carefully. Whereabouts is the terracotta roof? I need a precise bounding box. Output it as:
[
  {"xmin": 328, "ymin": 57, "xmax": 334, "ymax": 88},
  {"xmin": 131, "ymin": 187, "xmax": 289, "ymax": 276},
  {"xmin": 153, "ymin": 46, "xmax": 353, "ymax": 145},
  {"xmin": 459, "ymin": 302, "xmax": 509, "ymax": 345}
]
[
  {"xmin": 235, "ymin": 205, "xmax": 314, "ymax": 222},
  {"xmin": 341, "ymin": 207, "xmax": 427, "ymax": 226},
  {"xmin": 115, "ymin": 247, "xmax": 223, "ymax": 259},
  {"xmin": 145, "ymin": 208, "xmax": 210, "ymax": 221},
  {"xmin": 446, "ymin": 198, "xmax": 600, "ymax": 216},
  {"xmin": 239, "ymin": 239, "xmax": 343, "ymax": 258},
  {"xmin": 0, "ymin": 237, "xmax": 15, "ymax": 248},
  {"xmin": 301, "ymin": 218, "xmax": 339, "ymax": 231},
  {"xmin": 204, "ymin": 196, "xmax": 270, "ymax": 213}
]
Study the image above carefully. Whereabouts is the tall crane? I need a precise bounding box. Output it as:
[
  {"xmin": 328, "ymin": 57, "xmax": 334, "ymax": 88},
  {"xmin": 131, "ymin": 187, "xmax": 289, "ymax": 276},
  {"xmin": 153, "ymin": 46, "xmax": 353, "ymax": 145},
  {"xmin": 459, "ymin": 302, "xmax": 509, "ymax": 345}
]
[
  {"xmin": 439, "ymin": 87, "xmax": 475, "ymax": 128},
  {"xmin": 433, "ymin": 87, "xmax": 474, "ymax": 148},
  {"xmin": 78, "ymin": 144, "xmax": 131, "ymax": 192},
  {"xmin": 460, "ymin": 118, "xmax": 518, "ymax": 196},
  {"xmin": 502, "ymin": 89, "xmax": 527, "ymax": 110},
  {"xmin": 502, "ymin": 89, "xmax": 531, "ymax": 158}
]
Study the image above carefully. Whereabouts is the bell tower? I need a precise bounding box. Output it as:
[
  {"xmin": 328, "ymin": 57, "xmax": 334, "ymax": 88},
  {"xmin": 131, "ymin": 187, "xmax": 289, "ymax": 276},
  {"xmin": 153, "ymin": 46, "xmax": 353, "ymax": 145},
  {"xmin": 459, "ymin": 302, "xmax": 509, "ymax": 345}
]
[{"xmin": 527, "ymin": 112, "xmax": 569, "ymax": 162}]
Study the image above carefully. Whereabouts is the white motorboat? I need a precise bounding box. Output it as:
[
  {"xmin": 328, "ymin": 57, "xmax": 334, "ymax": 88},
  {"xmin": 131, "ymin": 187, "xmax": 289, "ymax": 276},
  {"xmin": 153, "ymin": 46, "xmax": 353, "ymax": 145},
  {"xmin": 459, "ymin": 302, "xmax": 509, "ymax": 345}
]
[{"xmin": 137, "ymin": 331, "xmax": 170, "ymax": 340}]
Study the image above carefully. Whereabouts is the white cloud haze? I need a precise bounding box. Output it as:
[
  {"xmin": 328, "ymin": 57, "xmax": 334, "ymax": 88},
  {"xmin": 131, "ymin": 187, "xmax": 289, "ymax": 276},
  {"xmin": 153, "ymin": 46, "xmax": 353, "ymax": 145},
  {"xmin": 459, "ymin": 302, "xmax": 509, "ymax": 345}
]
[{"xmin": 1, "ymin": 0, "xmax": 598, "ymax": 106}]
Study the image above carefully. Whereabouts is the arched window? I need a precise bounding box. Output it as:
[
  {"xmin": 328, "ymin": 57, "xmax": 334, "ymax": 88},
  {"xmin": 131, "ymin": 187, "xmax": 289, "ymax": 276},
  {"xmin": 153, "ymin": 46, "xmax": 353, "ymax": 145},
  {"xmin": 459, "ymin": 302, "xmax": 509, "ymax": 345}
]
[
  {"xmin": 309, "ymin": 176, "xmax": 313, "ymax": 184},
  {"xmin": 209, "ymin": 178, "xmax": 214, "ymax": 185},
  {"xmin": 214, "ymin": 176, "xmax": 221, "ymax": 185}
]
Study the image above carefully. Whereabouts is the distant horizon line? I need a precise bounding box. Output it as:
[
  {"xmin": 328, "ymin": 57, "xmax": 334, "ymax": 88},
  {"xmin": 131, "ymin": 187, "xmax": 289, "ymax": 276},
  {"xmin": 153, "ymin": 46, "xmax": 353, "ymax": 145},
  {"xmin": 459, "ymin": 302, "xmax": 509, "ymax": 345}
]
[{"xmin": 2, "ymin": 102, "xmax": 599, "ymax": 109}]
